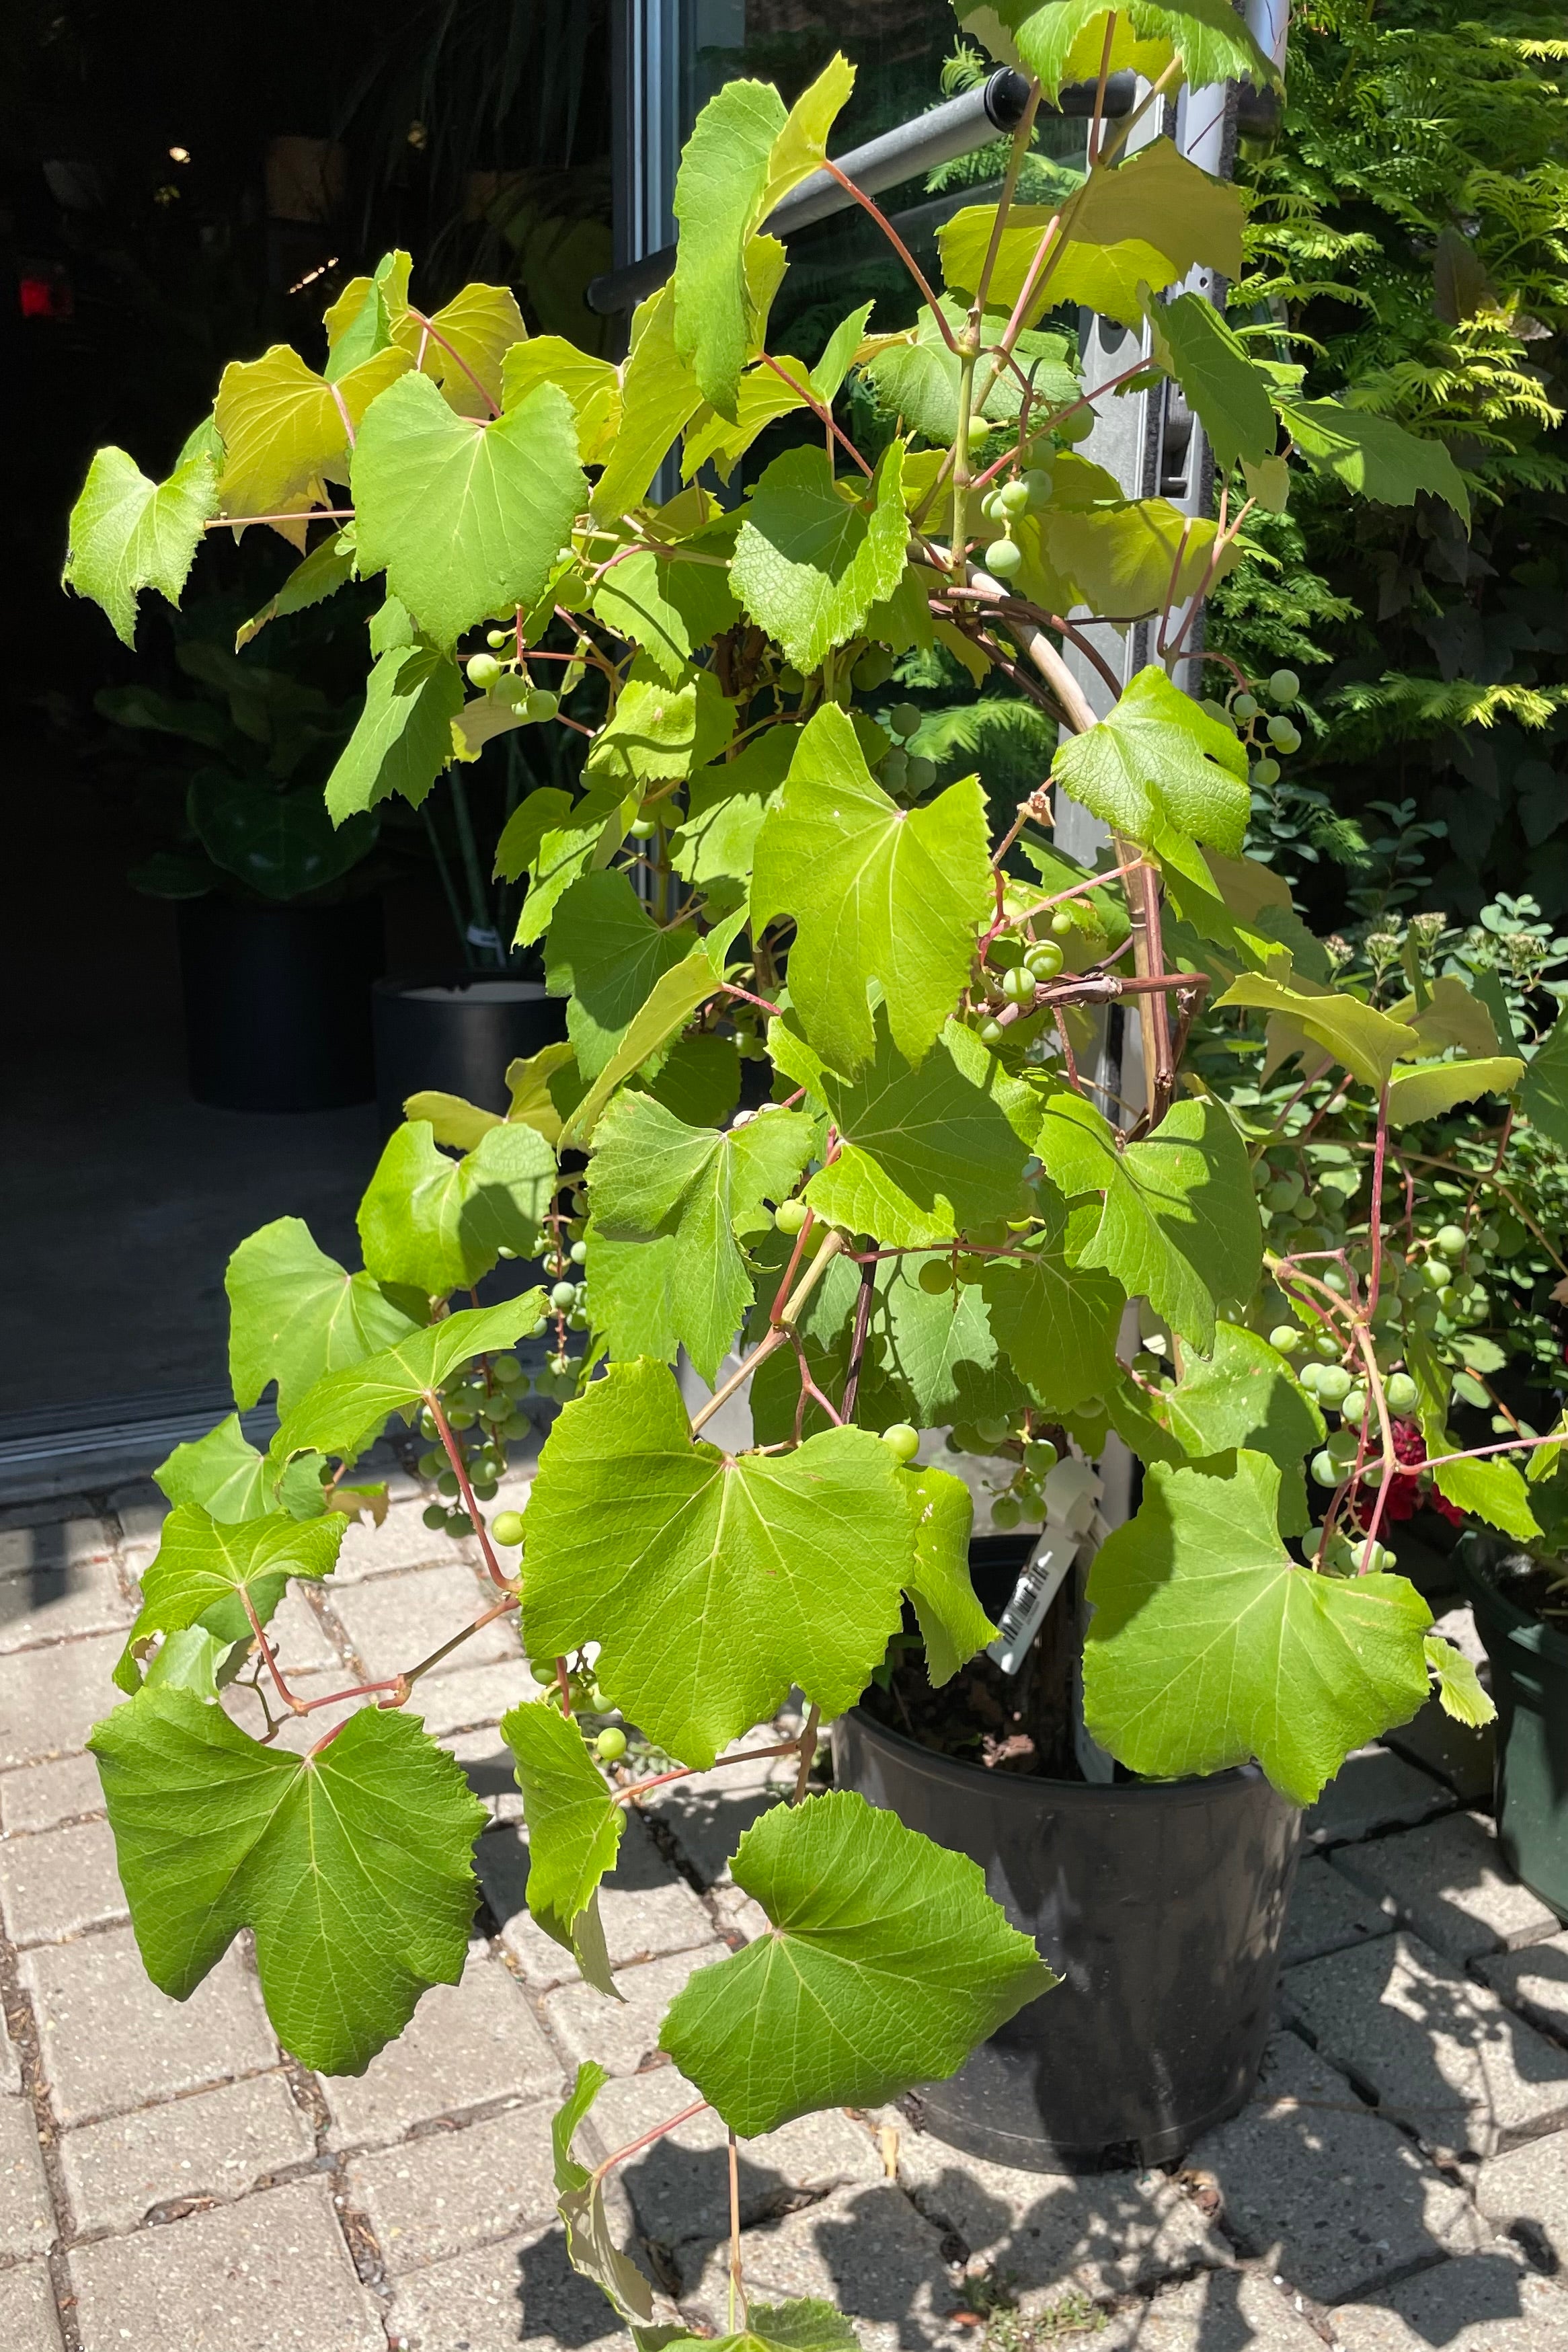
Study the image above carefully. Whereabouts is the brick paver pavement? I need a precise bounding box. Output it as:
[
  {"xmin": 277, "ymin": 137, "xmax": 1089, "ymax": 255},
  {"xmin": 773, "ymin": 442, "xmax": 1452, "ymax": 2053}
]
[{"xmin": 1, "ymin": 1479, "xmax": 1565, "ymax": 2351}]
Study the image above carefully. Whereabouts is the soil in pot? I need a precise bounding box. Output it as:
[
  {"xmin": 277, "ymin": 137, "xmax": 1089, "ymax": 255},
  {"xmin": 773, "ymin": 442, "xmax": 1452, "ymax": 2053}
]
[
  {"xmin": 839, "ymin": 1536, "xmax": 1303, "ymax": 2171},
  {"xmin": 178, "ymin": 893, "xmax": 384, "ymax": 1113},
  {"xmin": 1456, "ymin": 1534, "xmax": 1568, "ymax": 1918},
  {"xmin": 372, "ymin": 972, "xmax": 568, "ymax": 1133}
]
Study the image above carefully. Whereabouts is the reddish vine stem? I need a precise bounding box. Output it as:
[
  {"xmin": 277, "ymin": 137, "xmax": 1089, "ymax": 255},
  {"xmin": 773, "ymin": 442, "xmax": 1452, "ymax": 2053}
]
[
  {"xmin": 613, "ymin": 1736, "xmax": 804, "ymax": 1807},
  {"xmin": 820, "ymin": 161, "xmax": 955, "ymax": 348},
  {"xmin": 426, "ymin": 1390, "xmax": 511, "ymax": 1590},
  {"xmin": 240, "ymin": 1585, "xmax": 301, "ymax": 1716},
  {"xmin": 405, "ymin": 307, "xmax": 501, "ymax": 416},
  {"xmin": 840, "ymin": 1260, "xmax": 879, "ymax": 1423},
  {"xmin": 759, "ymin": 354, "xmax": 873, "ymax": 478},
  {"xmin": 592, "ymin": 2099, "xmax": 710, "ymax": 2179}
]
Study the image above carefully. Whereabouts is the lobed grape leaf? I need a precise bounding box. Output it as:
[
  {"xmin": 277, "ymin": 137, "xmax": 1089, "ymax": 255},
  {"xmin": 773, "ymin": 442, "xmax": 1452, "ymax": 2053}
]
[
  {"xmin": 352, "ymin": 373, "xmax": 587, "ymax": 648},
  {"xmin": 672, "ymin": 727, "xmax": 797, "ymax": 889},
  {"xmin": 980, "ymin": 1229, "xmax": 1124, "ymax": 1415},
  {"xmin": 589, "ymin": 1093, "xmax": 816, "ymax": 1382},
  {"xmin": 357, "ymin": 1120, "xmax": 557, "ymax": 1300},
  {"xmin": 1050, "ymin": 663, "xmax": 1249, "ymax": 884},
  {"xmin": 506, "ymin": 1040, "xmax": 580, "ymax": 1146},
  {"xmin": 324, "ymin": 643, "xmax": 465, "ymax": 820},
  {"xmin": 270, "ymin": 1297, "xmax": 547, "ymax": 1468},
  {"xmin": 751, "ymin": 705, "xmax": 990, "ymax": 1075},
  {"xmin": 1423, "ymin": 1635, "xmax": 1497, "ymax": 1728},
  {"xmin": 520, "ymin": 1360, "xmax": 917, "ymax": 1766},
  {"xmin": 213, "ymin": 343, "xmax": 409, "ymax": 538},
  {"xmin": 592, "ymin": 284, "xmax": 706, "ymax": 524},
  {"xmin": 589, "ymin": 549, "xmax": 742, "ymax": 685},
  {"xmin": 551, "ymin": 2064, "xmax": 667, "ymax": 2327},
  {"xmin": 582, "ymin": 664, "xmax": 736, "ymax": 795},
  {"xmin": 114, "ymin": 1505, "xmax": 346, "ymax": 1692},
  {"xmin": 155, "ymin": 1415, "xmax": 270, "ymax": 1525},
  {"xmin": 1280, "ymin": 399, "xmax": 1470, "ymax": 523},
  {"xmin": 1385, "ymin": 1055, "xmax": 1523, "ymax": 1127},
  {"xmin": 1083, "ymin": 1452, "xmax": 1434, "ymax": 1804},
  {"xmin": 91, "ymin": 1690, "xmax": 485, "ymax": 2074},
  {"xmin": 227, "ymin": 1216, "xmax": 427, "ymax": 1415},
  {"xmin": 1143, "ymin": 290, "xmax": 1277, "ymax": 476},
  {"xmin": 1035, "ymin": 1091, "xmax": 1259, "ymax": 1351},
  {"xmin": 63, "ymin": 441, "xmax": 219, "ymax": 648},
  {"xmin": 730, "ymin": 442, "xmax": 908, "ymax": 675},
  {"xmin": 501, "ymin": 1700, "xmax": 623, "ymax": 1998},
  {"xmin": 410, "ymin": 281, "xmax": 526, "ymax": 416},
  {"xmin": 905, "ymin": 1465, "xmax": 992, "ymax": 1684},
  {"xmin": 1214, "ymin": 971, "xmax": 1418, "ymax": 1092},
  {"xmin": 959, "ymin": 0, "xmax": 1272, "ymax": 101},
  {"xmin": 547, "ymin": 873, "xmax": 696, "ymax": 1083},
  {"xmin": 658, "ymin": 1791, "xmax": 1055, "ymax": 2135}
]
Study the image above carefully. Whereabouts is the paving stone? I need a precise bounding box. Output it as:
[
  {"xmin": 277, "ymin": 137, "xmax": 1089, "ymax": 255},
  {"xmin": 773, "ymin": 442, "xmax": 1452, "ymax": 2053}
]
[
  {"xmin": 1093, "ymin": 2269, "xmax": 1330, "ymax": 2351},
  {"xmin": 1331, "ymin": 2250, "xmax": 1568, "ymax": 2350},
  {"xmin": 0, "ymin": 2095, "xmax": 52, "ymax": 2257},
  {"xmin": 68, "ymin": 2174, "xmax": 384, "ymax": 2351},
  {"xmin": 0, "ymin": 1517, "xmax": 132, "ymax": 1654},
  {"xmin": 321, "ymin": 1945, "xmax": 561, "ymax": 2149},
  {"xmin": 444, "ymin": 1726, "xmax": 524, "ymax": 1823},
  {"xmin": 1282, "ymin": 1854, "xmax": 1397, "ymax": 1969},
  {"xmin": 334, "ymin": 1499, "xmax": 478, "ymax": 1583},
  {"xmin": 1477, "ymin": 2128, "xmax": 1568, "ymax": 2270},
  {"xmin": 329, "ymin": 1560, "xmax": 518, "ymax": 1681},
  {"xmin": 895, "ymin": 2129, "xmax": 1228, "ymax": 2310},
  {"xmin": 1304, "ymin": 1746, "xmax": 1453, "ymax": 1848},
  {"xmin": 1, "ymin": 2003, "xmax": 21, "ymax": 2093},
  {"xmin": 0, "ymin": 1634, "xmax": 127, "ymax": 1765},
  {"xmin": 676, "ymin": 2181, "xmax": 964, "ymax": 2351},
  {"xmin": 1185, "ymin": 2029, "xmax": 1489, "ymax": 2304},
  {"xmin": 477, "ymin": 1815, "xmax": 717, "ymax": 1988},
  {"xmin": 0, "ymin": 2261, "xmax": 64, "ymax": 2352},
  {"xmin": 109, "ymin": 1479, "xmax": 167, "ymax": 1557},
  {"xmin": 644, "ymin": 1732, "xmax": 799, "ymax": 1887},
  {"xmin": 543, "ymin": 1945, "xmax": 728, "ymax": 2077},
  {"xmin": 60, "ymin": 2070, "xmax": 315, "ymax": 2234},
  {"xmin": 22, "ymin": 1926, "xmax": 278, "ymax": 2126},
  {"xmin": 709, "ymin": 1879, "xmax": 771, "ymax": 1943},
  {"xmin": 349, "ymin": 2099, "xmax": 566, "ymax": 2273},
  {"xmin": 405, "ymin": 1660, "xmax": 539, "ymax": 1739},
  {"xmin": 1334, "ymin": 1810, "xmax": 1560, "ymax": 1965},
  {"xmin": 1475, "ymin": 1932, "xmax": 1568, "ymax": 2049},
  {"xmin": 584, "ymin": 2063, "xmax": 883, "ymax": 2246},
  {"xmin": 1281, "ymin": 1930, "xmax": 1568, "ymax": 2157},
  {"xmin": 383, "ymin": 2223, "xmax": 641, "ymax": 2352},
  {"xmin": 266, "ymin": 1584, "xmax": 345, "ymax": 1675},
  {"xmin": 1382, "ymin": 1693, "xmax": 1495, "ymax": 1806},
  {"xmin": 0, "ymin": 1752, "xmax": 106, "ymax": 1834},
  {"xmin": 0, "ymin": 1817, "xmax": 128, "ymax": 1946}
]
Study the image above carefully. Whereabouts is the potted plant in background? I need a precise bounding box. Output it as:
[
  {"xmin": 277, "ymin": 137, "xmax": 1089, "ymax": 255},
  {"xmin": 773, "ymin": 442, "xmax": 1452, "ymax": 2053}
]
[{"xmin": 62, "ymin": 0, "xmax": 1562, "ymax": 2313}]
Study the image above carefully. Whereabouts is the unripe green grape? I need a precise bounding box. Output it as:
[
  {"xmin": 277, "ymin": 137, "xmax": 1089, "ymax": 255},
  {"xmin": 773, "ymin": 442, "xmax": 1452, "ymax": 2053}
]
[
  {"xmin": 881, "ymin": 748, "xmax": 909, "ymax": 789},
  {"xmin": 503, "ymin": 1409, "xmax": 532, "ymax": 1440},
  {"xmin": 471, "ymin": 1478, "xmax": 498, "ymax": 1501},
  {"xmin": 1340, "ymin": 1386, "xmax": 1368, "ymax": 1424},
  {"xmin": 979, "ymin": 1017, "xmax": 1005, "ymax": 1044},
  {"xmin": 1267, "ymin": 714, "xmax": 1300, "ymax": 751},
  {"xmin": 956, "ymin": 1253, "xmax": 984, "ymax": 1283},
  {"xmin": 1310, "ymin": 1450, "xmax": 1339, "ymax": 1487},
  {"xmin": 976, "ymin": 1415, "xmax": 1011, "ymax": 1445},
  {"xmin": 486, "ymin": 627, "xmax": 512, "ymax": 650},
  {"xmin": 991, "ymin": 1493, "xmax": 1022, "ymax": 1530},
  {"xmin": 1316, "ymin": 1365, "xmax": 1354, "ymax": 1407},
  {"xmin": 466, "ymin": 652, "xmax": 502, "ymax": 691},
  {"xmin": 525, "ymin": 688, "xmax": 559, "ymax": 723},
  {"xmin": 1251, "ymin": 756, "xmax": 1281, "ymax": 787},
  {"xmin": 998, "ymin": 477, "xmax": 1031, "ymax": 518},
  {"xmin": 774, "ymin": 1198, "xmax": 809, "ymax": 1235},
  {"xmin": 422, "ymin": 1502, "xmax": 448, "ymax": 1529},
  {"xmin": 479, "ymin": 1393, "xmax": 510, "ymax": 1423},
  {"xmin": 980, "ymin": 488, "xmax": 1005, "ymax": 524},
  {"xmin": 1048, "ymin": 909, "xmax": 1072, "ymax": 939},
  {"xmin": 890, "ymin": 702, "xmax": 923, "ymax": 740},
  {"xmin": 1026, "ymin": 939, "xmax": 1064, "ymax": 980},
  {"xmin": 569, "ymin": 1239, "xmax": 588, "ymax": 1264},
  {"xmin": 918, "ymin": 1257, "xmax": 953, "ymax": 1294},
  {"xmin": 550, "ymin": 1279, "xmax": 578, "ymax": 1310},
  {"xmin": 418, "ymin": 1446, "xmax": 444, "ymax": 1478},
  {"xmin": 627, "ymin": 814, "xmax": 658, "ymax": 840},
  {"xmin": 1269, "ymin": 1324, "xmax": 1304, "ymax": 1356},
  {"xmin": 1314, "ymin": 1330, "xmax": 1340, "ymax": 1360},
  {"xmin": 951, "ymin": 1423, "xmax": 982, "ymax": 1454},
  {"xmin": 1000, "ymin": 964, "xmax": 1034, "ymax": 1003},
  {"xmin": 493, "ymin": 1353, "xmax": 524, "ymax": 1386},
  {"xmin": 881, "ymin": 1422, "xmax": 920, "ymax": 1462},
  {"xmin": 1022, "ymin": 467, "xmax": 1054, "ymax": 506},
  {"xmin": 1421, "ymin": 1257, "xmax": 1452, "ymax": 1290},
  {"xmin": 418, "ymin": 1407, "xmax": 440, "ymax": 1438},
  {"xmin": 1233, "ymin": 693, "xmax": 1259, "ymax": 721},
  {"xmin": 1263, "ymin": 1177, "xmax": 1300, "ymax": 1213},
  {"xmin": 596, "ymin": 1726, "xmax": 628, "ymax": 1762},
  {"xmin": 1055, "ymin": 405, "xmax": 1093, "ymax": 442},
  {"xmin": 446, "ymin": 1403, "xmax": 477, "ymax": 1430},
  {"xmin": 906, "ymin": 755, "xmax": 937, "ymax": 793},
  {"xmin": 1435, "ymin": 1223, "xmax": 1468, "ymax": 1258},
  {"xmin": 1385, "ymin": 1372, "xmax": 1419, "ymax": 1415},
  {"xmin": 964, "ymin": 415, "xmax": 992, "ymax": 455},
  {"xmin": 983, "ymin": 537, "xmax": 1023, "ymax": 579},
  {"xmin": 1297, "ymin": 1360, "xmax": 1328, "ymax": 1394},
  {"xmin": 529, "ymin": 1314, "xmax": 549, "ymax": 1339},
  {"xmin": 436, "ymin": 1469, "xmax": 460, "ymax": 1496},
  {"xmin": 1351, "ymin": 1537, "xmax": 1394, "ymax": 1572},
  {"xmin": 1269, "ymin": 668, "xmax": 1300, "ymax": 705}
]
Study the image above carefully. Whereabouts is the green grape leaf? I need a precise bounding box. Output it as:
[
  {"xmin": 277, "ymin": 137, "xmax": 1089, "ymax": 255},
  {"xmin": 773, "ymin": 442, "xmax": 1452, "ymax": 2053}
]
[
  {"xmin": 868, "ymin": 1262, "xmax": 1019, "ymax": 1429},
  {"xmin": 235, "ymin": 528, "xmax": 358, "ymax": 651},
  {"xmin": 504, "ymin": 336, "xmax": 621, "ymax": 463},
  {"xmin": 682, "ymin": 363, "xmax": 814, "ymax": 485},
  {"xmin": 1083, "ymin": 1452, "xmax": 1434, "ymax": 1805},
  {"xmin": 512, "ymin": 793, "xmax": 635, "ymax": 950},
  {"xmin": 412, "ymin": 281, "xmax": 526, "ymax": 417},
  {"xmin": 1050, "ymin": 664, "xmax": 1249, "ymax": 881},
  {"xmin": 1522, "ymin": 1006, "xmax": 1568, "ymax": 1150},
  {"xmin": 270, "ymin": 1297, "xmax": 546, "ymax": 1468},
  {"xmin": 559, "ymin": 953, "xmax": 721, "ymax": 1148},
  {"xmin": 155, "ymin": 1415, "xmax": 270, "ymax": 1525},
  {"xmin": 494, "ymin": 785, "xmax": 576, "ymax": 883},
  {"xmin": 960, "ymin": 0, "xmax": 1272, "ymax": 101},
  {"xmin": 1424, "ymin": 1635, "xmax": 1497, "ymax": 1729},
  {"xmin": 547, "ymin": 873, "xmax": 695, "ymax": 1082},
  {"xmin": 63, "ymin": 442, "xmax": 219, "ymax": 648},
  {"xmin": 1143, "ymin": 290, "xmax": 1277, "ymax": 475},
  {"xmin": 90, "ymin": 1690, "xmax": 485, "ymax": 2074},
  {"xmin": 1280, "ymin": 400, "xmax": 1470, "ymax": 524},
  {"xmin": 1147, "ymin": 1322, "xmax": 1325, "ymax": 1466},
  {"xmin": 758, "ymin": 52, "xmax": 857, "ymax": 215},
  {"xmin": 582, "ymin": 664, "xmax": 736, "ymax": 793},
  {"xmin": 401, "ymin": 1091, "xmax": 503, "ymax": 1152},
  {"xmin": 352, "ymin": 373, "xmax": 588, "ymax": 648},
  {"xmin": 324, "ymin": 642, "xmax": 465, "ymax": 820},
  {"xmin": 1213, "ymin": 972, "xmax": 1417, "ymax": 1091},
  {"xmin": 672, "ymin": 727, "xmax": 797, "ymax": 888},
  {"xmin": 501, "ymin": 1700, "xmax": 623, "ymax": 2000},
  {"xmin": 865, "ymin": 300, "xmax": 1078, "ymax": 442},
  {"xmin": 213, "ymin": 343, "xmax": 409, "ymax": 533},
  {"xmin": 588, "ymin": 1097, "xmax": 817, "ymax": 1383},
  {"xmin": 980, "ymin": 1230, "xmax": 1124, "ymax": 1415},
  {"xmin": 751, "ymin": 705, "xmax": 990, "ymax": 1074},
  {"xmin": 227, "ymin": 1216, "xmax": 427, "ymax": 1415},
  {"xmin": 114, "ymin": 1505, "xmax": 346, "ymax": 1692},
  {"xmin": 1034, "ymin": 1091, "xmax": 1259, "ymax": 1351},
  {"xmin": 658, "ymin": 1790, "xmax": 1054, "ymax": 2134},
  {"xmin": 551, "ymin": 2065, "xmax": 666, "ymax": 2328},
  {"xmin": 682, "ymin": 2305, "xmax": 860, "ymax": 2352},
  {"xmin": 1042, "ymin": 500, "xmax": 1237, "ymax": 625},
  {"xmin": 1405, "ymin": 1329, "xmax": 1540, "ymax": 1542},
  {"xmin": 906, "ymin": 1465, "xmax": 992, "ymax": 1684},
  {"xmin": 592, "ymin": 285, "xmax": 705, "ymax": 524},
  {"xmin": 590, "ymin": 549, "xmax": 742, "ymax": 685},
  {"xmin": 1385, "ymin": 1056, "xmax": 1523, "ymax": 1127},
  {"xmin": 730, "ymin": 442, "xmax": 908, "ymax": 675},
  {"xmin": 803, "ymin": 1017, "xmax": 1035, "ymax": 1247},
  {"xmin": 645, "ymin": 1032, "xmax": 743, "ymax": 1128},
  {"xmin": 358, "ymin": 1120, "xmax": 557, "ymax": 1299},
  {"xmin": 506, "ymin": 1041, "xmax": 580, "ymax": 1147},
  {"xmin": 521, "ymin": 1360, "xmax": 918, "ymax": 1766},
  {"xmin": 811, "ymin": 302, "xmax": 875, "ymax": 408}
]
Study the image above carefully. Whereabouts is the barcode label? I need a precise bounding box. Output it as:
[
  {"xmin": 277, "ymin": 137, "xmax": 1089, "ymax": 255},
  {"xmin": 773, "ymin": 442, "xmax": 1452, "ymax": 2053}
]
[{"xmin": 986, "ymin": 1531, "xmax": 1079, "ymax": 1676}]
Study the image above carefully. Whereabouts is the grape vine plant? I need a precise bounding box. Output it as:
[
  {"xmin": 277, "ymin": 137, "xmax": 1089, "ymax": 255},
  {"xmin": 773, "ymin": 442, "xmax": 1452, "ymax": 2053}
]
[{"xmin": 63, "ymin": 1, "xmax": 1561, "ymax": 2336}]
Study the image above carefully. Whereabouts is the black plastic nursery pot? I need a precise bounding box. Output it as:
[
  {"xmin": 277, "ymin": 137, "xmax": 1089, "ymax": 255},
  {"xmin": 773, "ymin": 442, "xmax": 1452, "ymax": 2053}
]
[
  {"xmin": 833, "ymin": 1540, "xmax": 1303, "ymax": 2171},
  {"xmin": 177, "ymin": 893, "xmax": 384, "ymax": 1113},
  {"xmin": 1456, "ymin": 1532, "xmax": 1568, "ymax": 1920},
  {"xmin": 372, "ymin": 972, "xmax": 567, "ymax": 1134}
]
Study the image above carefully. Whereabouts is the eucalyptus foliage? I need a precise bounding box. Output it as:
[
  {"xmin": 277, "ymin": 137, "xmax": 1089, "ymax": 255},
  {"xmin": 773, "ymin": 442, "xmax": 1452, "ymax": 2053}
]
[{"xmin": 65, "ymin": 3, "xmax": 1559, "ymax": 2328}]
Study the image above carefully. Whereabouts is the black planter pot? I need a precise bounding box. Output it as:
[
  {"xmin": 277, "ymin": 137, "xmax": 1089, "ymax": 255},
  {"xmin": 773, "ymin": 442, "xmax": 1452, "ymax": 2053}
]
[
  {"xmin": 834, "ymin": 1540, "xmax": 1303, "ymax": 2170},
  {"xmin": 373, "ymin": 973, "xmax": 569, "ymax": 1134},
  {"xmin": 177, "ymin": 893, "xmax": 384, "ymax": 1113},
  {"xmin": 1455, "ymin": 1532, "xmax": 1568, "ymax": 1919}
]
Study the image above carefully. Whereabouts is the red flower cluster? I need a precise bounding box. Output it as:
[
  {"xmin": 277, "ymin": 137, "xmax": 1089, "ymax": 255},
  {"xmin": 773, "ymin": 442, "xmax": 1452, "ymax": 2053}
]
[{"xmin": 1349, "ymin": 1419, "xmax": 1462, "ymax": 1528}]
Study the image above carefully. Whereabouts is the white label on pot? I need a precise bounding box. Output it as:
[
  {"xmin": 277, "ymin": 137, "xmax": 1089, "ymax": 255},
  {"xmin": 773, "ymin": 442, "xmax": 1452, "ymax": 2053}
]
[{"xmin": 987, "ymin": 1530, "xmax": 1079, "ymax": 1676}]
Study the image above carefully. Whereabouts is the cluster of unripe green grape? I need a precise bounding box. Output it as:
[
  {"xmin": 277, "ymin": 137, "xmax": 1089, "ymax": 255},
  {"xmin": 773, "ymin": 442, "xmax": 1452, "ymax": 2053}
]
[
  {"xmin": 874, "ymin": 700, "xmax": 937, "ymax": 797},
  {"xmin": 416, "ymin": 1353, "xmax": 532, "ymax": 1534},
  {"xmin": 947, "ymin": 1421, "xmax": 1058, "ymax": 1528},
  {"xmin": 464, "ymin": 635, "xmax": 560, "ymax": 726},
  {"xmin": 974, "ymin": 926, "xmax": 1071, "ymax": 1044},
  {"xmin": 1202, "ymin": 669, "xmax": 1302, "ymax": 787},
  {"xmin": 976, "ymin": 465, "xmax": 1055, "ymax": 582}
]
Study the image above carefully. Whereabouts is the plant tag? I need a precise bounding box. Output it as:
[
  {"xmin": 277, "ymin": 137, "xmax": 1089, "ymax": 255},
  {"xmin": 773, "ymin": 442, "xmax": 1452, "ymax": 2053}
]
[{"xmin": 986, "ymin": 1530, "xmax": 1079, "ymax": 1676}]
